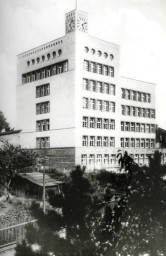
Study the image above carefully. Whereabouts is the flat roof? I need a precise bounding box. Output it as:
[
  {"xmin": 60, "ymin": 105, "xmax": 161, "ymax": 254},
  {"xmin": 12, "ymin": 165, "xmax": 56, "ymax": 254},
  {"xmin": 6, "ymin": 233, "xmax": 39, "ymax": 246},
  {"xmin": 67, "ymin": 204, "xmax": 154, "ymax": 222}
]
[
  {"xmin": 18, "ymin": 172, "xmax": 64, "ymax": 187},
  {"xmin": 0, "ymin": 130, "xmax": 21, "ymax": 136}
]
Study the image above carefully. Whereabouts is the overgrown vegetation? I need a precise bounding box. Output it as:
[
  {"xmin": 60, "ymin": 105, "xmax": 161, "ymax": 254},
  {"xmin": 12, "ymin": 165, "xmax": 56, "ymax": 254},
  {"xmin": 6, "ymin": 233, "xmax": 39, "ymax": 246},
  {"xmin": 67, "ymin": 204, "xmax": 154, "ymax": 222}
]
[{"xmin": 14, "ymin": 151, "xmax": 166, "ymax": 256}]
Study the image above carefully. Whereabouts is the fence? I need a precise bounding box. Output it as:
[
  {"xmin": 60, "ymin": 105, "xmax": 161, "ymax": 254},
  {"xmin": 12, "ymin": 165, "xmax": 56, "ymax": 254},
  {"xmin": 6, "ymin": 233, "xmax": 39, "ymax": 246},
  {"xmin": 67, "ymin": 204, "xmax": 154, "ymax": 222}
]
[{"xmin": 0, "ymin": 219, "xmax": 37, "ymax": 247}]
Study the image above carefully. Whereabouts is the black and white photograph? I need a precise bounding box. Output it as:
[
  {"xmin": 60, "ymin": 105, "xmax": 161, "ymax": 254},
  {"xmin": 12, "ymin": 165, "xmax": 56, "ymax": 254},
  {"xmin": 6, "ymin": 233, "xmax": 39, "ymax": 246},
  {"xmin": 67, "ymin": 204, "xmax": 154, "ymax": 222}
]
[{"xmin": 0, "ymin": 0, "xmax": 166, "ymax": 255}]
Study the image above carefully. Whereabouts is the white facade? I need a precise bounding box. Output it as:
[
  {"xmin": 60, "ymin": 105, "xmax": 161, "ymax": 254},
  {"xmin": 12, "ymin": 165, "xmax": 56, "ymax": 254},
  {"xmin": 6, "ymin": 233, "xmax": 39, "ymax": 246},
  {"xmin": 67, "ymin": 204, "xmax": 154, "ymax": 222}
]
[{"xmin": 16, "ymin": 8, "xmax": 156, "ymax": 170}]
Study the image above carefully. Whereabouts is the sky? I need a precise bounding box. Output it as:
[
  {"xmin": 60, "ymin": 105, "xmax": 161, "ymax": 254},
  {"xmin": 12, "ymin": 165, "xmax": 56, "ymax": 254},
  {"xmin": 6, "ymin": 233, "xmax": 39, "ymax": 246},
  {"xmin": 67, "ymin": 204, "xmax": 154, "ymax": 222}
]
[{"xmin": 0, "ymin": 0, "xmax": 166, "ymax": 129}]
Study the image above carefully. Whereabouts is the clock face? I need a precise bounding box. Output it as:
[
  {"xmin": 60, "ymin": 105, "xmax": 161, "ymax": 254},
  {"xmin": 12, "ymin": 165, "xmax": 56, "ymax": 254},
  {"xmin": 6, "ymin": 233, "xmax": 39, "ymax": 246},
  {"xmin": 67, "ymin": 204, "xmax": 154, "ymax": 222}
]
[
  {"xmin": 66, "ymin": 18, "xmax": 75, "ymax": 33},
  {"xmin": 77, "ymin": 16, "xmax": 88, "ymax": 32}
]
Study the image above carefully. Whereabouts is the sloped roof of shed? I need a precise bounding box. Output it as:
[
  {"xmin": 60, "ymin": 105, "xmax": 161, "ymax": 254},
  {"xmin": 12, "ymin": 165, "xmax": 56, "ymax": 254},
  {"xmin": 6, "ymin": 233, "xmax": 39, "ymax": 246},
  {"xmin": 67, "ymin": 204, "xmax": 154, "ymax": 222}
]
[{"xmin": 18, "ymin": 172, "xmax": 64, "ymax": 187}]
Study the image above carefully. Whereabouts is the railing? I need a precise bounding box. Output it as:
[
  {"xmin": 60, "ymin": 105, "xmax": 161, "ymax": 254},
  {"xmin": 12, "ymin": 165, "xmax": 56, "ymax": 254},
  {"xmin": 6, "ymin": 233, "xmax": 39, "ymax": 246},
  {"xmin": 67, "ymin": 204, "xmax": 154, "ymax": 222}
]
[{"xmin": 0, "ymin": 219, "xmax": 37, "ymax": 247}]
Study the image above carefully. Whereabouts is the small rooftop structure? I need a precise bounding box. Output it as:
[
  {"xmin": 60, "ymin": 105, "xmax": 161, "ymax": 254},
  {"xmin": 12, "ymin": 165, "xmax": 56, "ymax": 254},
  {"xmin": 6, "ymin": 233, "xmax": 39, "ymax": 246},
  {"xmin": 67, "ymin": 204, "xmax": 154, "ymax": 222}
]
[
  {"xmin": 18, "ymin": 172, "xmax": 63, "ymax": 187},
  {"xmin": 13, "ymin": 172, "xmax": 64, "ymax": 200}
]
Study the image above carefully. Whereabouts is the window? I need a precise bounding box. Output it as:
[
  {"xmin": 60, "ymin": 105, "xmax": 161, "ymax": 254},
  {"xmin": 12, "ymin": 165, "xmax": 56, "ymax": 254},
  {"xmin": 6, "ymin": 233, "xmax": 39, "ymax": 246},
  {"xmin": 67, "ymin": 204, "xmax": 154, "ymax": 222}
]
[
  {"xmin": 136, "ymin": 123, "xmax": 140, "ymax": 132},
  {"xmin": 81, "ymin": 155, "xmax": 87, "ymax": 165},
  {"xmin": 110, "ymin": 119, "xmax": 115, "ymax": 130},
  {"xmin": 103, "ymin": 101, "xmax": 109, "ymax": 112},
  {"xmin": 109, "ymin": 67, "xmax": 114, "ymax": 77},
  {"xmin": 122, "ymin": 88, "xmax": 125, "ymax": 99},
  {"xmin": 90, "ymin": 99, "xmax": 95, "ymax": 110},
  {"xmin": 97, "ymin": 100, "xmax": 102, "ymax": 111},
  {"xmin": 96, "ymin": 154, "xmax": 102, "ymax": 165},
  {"xmin": 131, "ymin": 106, "xmax": 136, "ymax": 116},
  {"xmin": 103, "ymin": 65, "xmax": 108, "ymax": 76},
  {"xmin": 131, "ymin": 123, "xmax": 135, "ymax": 132},
  {"xmin": 97, "ymin": 64, "xmax": 102, "ymax": 74},
  {"xmin": 104, "ymin": 154, "xmax": 109, "ymax": 165},
  {"xmin": 110, "ymin": 84, "xmax": 115, "ymax": 95},
  {"xmin": 103, "ymin": 119, "xmax": 109, "ymax": 129},
  {"xmin": 53, "ymin": 51, "xmax": 56, "ymax": 58},
  {"xmin": 83, "ymin": 98, "xmax": 88, "ymax": 109},
  {"xmin": 125, "ymin": 122, "xmax": 130, "ymax": 131},
  {"xmin": 134, "ymin": 154, "xmax": 139, "ymax": 163},
  {"xmin": 140, "ymin": 154, "xmax": 144, "ymax": 164},
  {"xmin": 89, "ymin": 117, "xmax": 95, "ymax": 128},
  {"xmin": 126, "ymin": 90, "xmax": 130, "ymax": 100},
  {"xmin": 90, "ymin": 136, "xmax": 95, "ymax": 146},
  {"xmin": 97, "ymin": 136, "xmax": 102, "ymax": 147},
  {"xmin": 145, "ymin": 139, "xmax": 150, "ymax": 148},
  {"xmin": 97, "ymin": 118, "xmax": 102, "ymax": 128},
  {"xmin": 104, "ymin": 83, "xmax": 109, "ymax": 94},
  {"xmin": 125, "ymin": 138, "xmax": 129, "ymax": 148},
  {"xmin": 121, "ymin": 138, "xmax": 124, "ymax": 147},
  {"xmin": 83, "ymin": 79, "xmax": 88, "ymax": 90},
  {"xmin": 142, "ymin": 93, "xmax": 146, "ymax": 102},
  {"xmin": 97, "ymin": 82, "xmax": 102, "ymax": 92},
  {"xmin": 91, "ymin": 48, "xmax": 95, "ymax": 55},
  {"xmin": 126, "ymin": 106, "xmax": 130, "ymax": 115},
  {"xmin": 110, "ymin": 154, "xmax": 116, "ymax": 165},
  {"xmin": 150, "ymin": 139, "xmax": 154, "ymax": 148},
  {"xmin": 36, "ymin": 137, "xmax": 50, "ymax": 148},
  {"xmin": 151, "ymin": 124, "xmax": 155, "ymax": 133},
  {"xmin": 104, "ymin": 52, "xmax": 108, "ymax": 58},
  {"xmin": 137, "ymin": 92, "xmax": 141, "ymax": 102},
  {"xmin": 83, "ymin": 60, "xmax": 89, "ymax": 71},
  {"xmin": 141, "ymin": 139, "xmax": 145, "ymax": 148},
  {"xmin": 22, "ymin": 60, "xmax": 68, "ymax": 84},
  {"xmin": 36, "ymin": 102, "xmax": 50, "ymax": 115},
  {"xmin": 121, "ymin": 122, "xmax": 124, "ymax": 131},
  {"xmin": 98, "ymin": 51, "xmax": 102, "ymax": 57},
  {"xmin": 131, "ymin": 91, "xmax": 136, "ymax": 101},
  {"xmin": 82, "ymin": 117, "xmax": 88, "ymax": 128},
  {"xmin": 91, "ymin": 62, "xmax": 96, "ymax": 73},
  {"xmin": 110, "ymin": 102, "xmax": 115, "ymax": 112},
  {"xmin": 137, "ymin": 107, "xmax": 141, "ymax": 117},
  {"xmin": 36, "ymin": 119, "xmax": 50, "ymax": 132},
  {"xmin": 147, "ymin": 94, "xmax": 151, "ymax": 103},
  {"xmin": 142, "ymin": 108, "xmax": 146, "ymax": 117},
  {"xmin": 146, "ymin": 124, "xmax": 150, "ymax": 133},
  {"xmin": 141, "ymin": 124, "xmax": 145, "ymax": 133},
  {"xmin": 82, "ymin": 136, "xmax": 88, "ymax": 146},
  {"xmin": 151, "ymin": 109, "xmax": 155, "ymax": 118},
  {"xmin": 103, "ymin": 137, "xmax": 108, "ymax": 147},
  {"xmin": 122, "ymin": 105, "xmax": 125, "ymax": 115},
  {"xmin": 89, "ymin": 80, "xmax": 95, "ymax": 91},
  {"xmin": 84, "ymin": 47, "xmax": 89, "ymax": 53},
  {"xmin": 89, "ymin": 155, "xmax": 95, "ymax": 165},
  {"xmin": 36, "ymin": 84, "xmax": 50, "ymax": 98},
  {"xmin": 58, "ymin": 49, "xmax": 62, "ymax": 56},
  {"xmin": 131, "ymin": 138, "xmax": 135, "ymax": 148},
  {"xmin": 110, "ymin": 137, "xmax": 115, "ymax": 147},
  {"xmin": 135, "ymin": 139, "xmax": 140, "ymax": 148}
]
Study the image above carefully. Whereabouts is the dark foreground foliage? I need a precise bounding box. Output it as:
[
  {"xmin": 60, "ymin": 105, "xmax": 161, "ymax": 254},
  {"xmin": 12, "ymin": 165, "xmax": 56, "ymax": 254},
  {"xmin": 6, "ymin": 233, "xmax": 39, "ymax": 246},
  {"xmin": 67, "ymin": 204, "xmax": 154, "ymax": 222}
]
[{"xmin": 15, "ymin": 152, "xmax": 166, "ymax": 256}]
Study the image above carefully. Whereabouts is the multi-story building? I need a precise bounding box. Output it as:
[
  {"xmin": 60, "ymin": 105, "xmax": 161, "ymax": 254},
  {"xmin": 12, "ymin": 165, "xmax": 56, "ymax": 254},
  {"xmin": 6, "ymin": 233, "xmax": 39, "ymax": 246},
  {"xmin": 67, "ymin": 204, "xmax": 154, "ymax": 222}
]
[{"xmin": 16, "ymin": 8, "xmax": 157, "ymax": 170}]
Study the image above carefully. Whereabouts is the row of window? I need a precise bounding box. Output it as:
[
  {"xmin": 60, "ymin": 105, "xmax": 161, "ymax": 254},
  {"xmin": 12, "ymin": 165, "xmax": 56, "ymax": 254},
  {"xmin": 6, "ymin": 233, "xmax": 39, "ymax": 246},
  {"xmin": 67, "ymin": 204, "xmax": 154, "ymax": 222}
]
[
  {"xmin": 83, "ymin": 78, "xmax": 115, "ymax": 95},
  {"xmin": 36, "ymin": 137, "xmax": 50, "ymax": 148},
  {"xmin": 121, "ymin": 138, "xmax": 155, "ymax": 148},
  {"xmin": 36, "ymin": 84, "xmax": 50, "ymax": 98},
  {"xmin": 36, "ymin": 119, "xmax": 50, "ymax": 131},
  {"xmin": 22, "ymin": 60, "xmax": 68, "ymax": 84},
  {"xmin": 27, "ymin": 49, "xmax": 62, "ymax": 66},
  {"xmin": 83, "ymin": 97, "xmax": 115, "ymax": 112},
  {"xmin": 121, "ymin": 105, "xmax": 155, "ymax": 118},
  {"xmin": 36, "ymin": 102, "xmax": 50, "ymax": 115},
  {"xmin": 83, "ymin": 116, "xmax": 115, "ymax": 129},
  {"xmin": 83, "ymin": 60, "xmax": 114, "ymax": 77},
  {"xmin": 81, "ymin": 154, "xmax": 151, "ymax": 166},
  {"xmin": 82, "ymin": 136, "xmax": 115, "ymax": 147},
  {"xmin": 122, "ymin": 88, "xmax": 151, "ymax": 103},
  {"xmin": 121, "ymin": 122, "xmax": 155, "ymax": 133},
  {"xmin": 84, "ymin": 47, "xmax": 114, "ymax": 60},
  {"xmin": 81, "ymin": 154, "xmax": 116, "ymax": 166}
]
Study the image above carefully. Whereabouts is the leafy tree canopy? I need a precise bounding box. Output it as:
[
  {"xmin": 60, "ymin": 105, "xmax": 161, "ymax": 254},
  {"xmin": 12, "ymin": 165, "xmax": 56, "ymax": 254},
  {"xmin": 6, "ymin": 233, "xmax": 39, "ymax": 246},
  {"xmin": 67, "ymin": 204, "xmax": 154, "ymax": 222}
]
[{"xmin": 0, "ymin": 110, "xmax": 10, "ymax": 132}]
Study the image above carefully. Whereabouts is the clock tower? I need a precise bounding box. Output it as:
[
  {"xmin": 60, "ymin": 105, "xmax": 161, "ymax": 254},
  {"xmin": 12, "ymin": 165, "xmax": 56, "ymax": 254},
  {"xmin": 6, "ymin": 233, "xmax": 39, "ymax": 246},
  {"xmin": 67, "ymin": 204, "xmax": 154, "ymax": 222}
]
[{"xmin": 65, "ymin": 9, "xmax": 88, "ymax": 34}]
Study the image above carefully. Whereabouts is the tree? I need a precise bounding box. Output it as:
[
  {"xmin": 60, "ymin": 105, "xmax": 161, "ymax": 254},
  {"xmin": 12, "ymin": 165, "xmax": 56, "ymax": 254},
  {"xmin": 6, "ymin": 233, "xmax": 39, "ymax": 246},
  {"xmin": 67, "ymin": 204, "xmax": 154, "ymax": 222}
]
[
  {"xmin": 0, "ymin": 140, "xmax": 37, "ymax": 196},
  {"xmin": 0, "ymin": 111, "xmax": 10, "ymax": 132}
]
